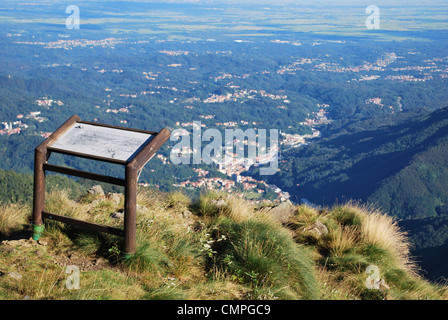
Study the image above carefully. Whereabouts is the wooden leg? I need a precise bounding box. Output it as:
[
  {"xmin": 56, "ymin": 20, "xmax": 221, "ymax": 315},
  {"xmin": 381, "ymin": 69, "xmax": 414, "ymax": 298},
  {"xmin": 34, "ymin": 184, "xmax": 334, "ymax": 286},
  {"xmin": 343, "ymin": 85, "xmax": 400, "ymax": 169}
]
[
  {"xmin": 32, "ymin": 147, "xmax": 46, "ymax": 240},
  {"xmin": 124, "ymin": 165, "xmax": 138, "ymax": 256}
]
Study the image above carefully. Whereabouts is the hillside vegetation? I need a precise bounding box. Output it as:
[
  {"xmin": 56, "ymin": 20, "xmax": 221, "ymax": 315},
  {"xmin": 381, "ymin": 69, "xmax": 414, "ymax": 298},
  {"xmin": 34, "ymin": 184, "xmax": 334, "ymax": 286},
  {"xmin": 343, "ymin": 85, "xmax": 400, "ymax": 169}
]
[
  {"xmin": 400, "ymin": 215, "xmax": 448, "ymax": 281},
  {"xmin": 0, "ymin": 187, "xmax": 446, "ymax": 300},
  {"xmin": 260, "ymin": 106, "xmax": 448, "ymax": 220},
  {"xmin": 0, "ymin": 169, "xmax": 90, "ymax": 204}
]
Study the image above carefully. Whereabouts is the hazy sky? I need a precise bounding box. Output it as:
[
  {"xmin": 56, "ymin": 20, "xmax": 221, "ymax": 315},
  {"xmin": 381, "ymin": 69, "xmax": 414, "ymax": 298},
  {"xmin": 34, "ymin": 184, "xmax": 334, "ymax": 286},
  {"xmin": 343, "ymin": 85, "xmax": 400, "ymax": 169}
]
[
  {"xmin": 123, "ymin": 0, "xmax": 448, "ymax": 5},
  {"xmin": 2, "ymin": 0, "xmax": 447, "ymax": 37},
  {"xmin": 59, "ymin": 0, "xmax": 447, "ymax": 5}
]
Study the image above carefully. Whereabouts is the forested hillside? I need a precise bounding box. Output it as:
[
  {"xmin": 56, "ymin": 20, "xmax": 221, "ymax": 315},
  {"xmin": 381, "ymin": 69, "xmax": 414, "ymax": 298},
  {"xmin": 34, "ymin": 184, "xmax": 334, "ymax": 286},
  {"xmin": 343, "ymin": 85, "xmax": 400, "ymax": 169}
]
[
  {"xmin": 400, "ymin": 216, "xmax": 448, "ymax": 281},
  {"xmin": 255, "ymin": 106, "xmax": 448, "ymax": 220},
  {"xmin": 0, "ymin": 169, "xmax": 91, "ymax": 204}
]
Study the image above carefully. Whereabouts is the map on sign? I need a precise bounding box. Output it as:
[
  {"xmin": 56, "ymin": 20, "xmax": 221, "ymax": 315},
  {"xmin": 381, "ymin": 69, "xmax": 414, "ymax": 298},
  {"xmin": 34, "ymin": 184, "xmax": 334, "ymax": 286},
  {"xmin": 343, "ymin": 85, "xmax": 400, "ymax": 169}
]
[{"xmin": 50, "ymin": 123, "xmax": 154, "ymax": 162}]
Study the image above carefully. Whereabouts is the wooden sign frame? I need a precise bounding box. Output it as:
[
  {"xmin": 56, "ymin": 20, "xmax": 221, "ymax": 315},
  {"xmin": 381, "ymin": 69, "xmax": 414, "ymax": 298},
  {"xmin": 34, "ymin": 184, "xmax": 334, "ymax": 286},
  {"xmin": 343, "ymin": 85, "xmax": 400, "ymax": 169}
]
[{"xmin": 32, "ymin": 115, "xmax": 170, "ymax": 255}]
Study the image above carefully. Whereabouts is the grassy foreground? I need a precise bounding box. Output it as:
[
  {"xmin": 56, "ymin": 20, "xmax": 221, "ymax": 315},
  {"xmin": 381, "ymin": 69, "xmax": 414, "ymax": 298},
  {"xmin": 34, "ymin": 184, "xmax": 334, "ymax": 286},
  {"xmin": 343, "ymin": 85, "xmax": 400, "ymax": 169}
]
[{"xmin": 0, "ymin": 187, "xmax": 447, "ymax": 300}]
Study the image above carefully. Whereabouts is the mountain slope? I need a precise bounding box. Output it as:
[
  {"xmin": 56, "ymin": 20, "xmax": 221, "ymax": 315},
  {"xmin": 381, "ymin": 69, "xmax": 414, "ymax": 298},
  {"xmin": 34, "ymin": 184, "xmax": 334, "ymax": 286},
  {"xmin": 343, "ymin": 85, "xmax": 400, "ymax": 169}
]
[
  {"xmin": 0, "ymin": 169, "xmax": 88, "ymax": 204},
  {"xmin": 400, "ymin": 215, "xmax": 448, "ymax": 281},
  {"xmin": 259, "ymin": 107, "xmax": 448, "ymax": 220}
]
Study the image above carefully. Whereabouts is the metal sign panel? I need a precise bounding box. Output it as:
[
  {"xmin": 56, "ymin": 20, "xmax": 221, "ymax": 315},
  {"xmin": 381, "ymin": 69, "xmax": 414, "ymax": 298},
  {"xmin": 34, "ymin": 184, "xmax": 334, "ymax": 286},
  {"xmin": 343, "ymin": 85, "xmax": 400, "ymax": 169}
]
[{"xmin": 50, "ymin": 123, "xmax": 154, "ymax": 162}]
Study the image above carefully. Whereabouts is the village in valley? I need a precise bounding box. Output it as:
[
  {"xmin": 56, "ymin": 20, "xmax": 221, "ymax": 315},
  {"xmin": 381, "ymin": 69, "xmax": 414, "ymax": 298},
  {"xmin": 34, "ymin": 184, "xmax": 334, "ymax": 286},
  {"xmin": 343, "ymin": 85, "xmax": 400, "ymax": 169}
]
[{"xmin": 2, "ymin": 36, "xmax": 447, "ymax": 204}]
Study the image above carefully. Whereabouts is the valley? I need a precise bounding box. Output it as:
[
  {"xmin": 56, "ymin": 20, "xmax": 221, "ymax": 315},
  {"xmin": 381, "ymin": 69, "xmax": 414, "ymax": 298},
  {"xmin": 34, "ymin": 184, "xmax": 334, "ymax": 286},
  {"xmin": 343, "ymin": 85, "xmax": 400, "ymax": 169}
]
[{"xmin": 0, "ymin": 0, "xmax": 448, "ymax": 282}]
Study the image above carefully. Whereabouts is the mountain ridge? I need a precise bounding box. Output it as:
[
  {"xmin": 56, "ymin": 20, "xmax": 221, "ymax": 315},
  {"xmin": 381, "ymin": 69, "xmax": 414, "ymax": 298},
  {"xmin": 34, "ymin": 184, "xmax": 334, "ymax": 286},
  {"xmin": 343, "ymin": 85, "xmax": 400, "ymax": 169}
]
[{"xmin": 1, "ymin": 186, "xmax": 447, "ymax": 299}]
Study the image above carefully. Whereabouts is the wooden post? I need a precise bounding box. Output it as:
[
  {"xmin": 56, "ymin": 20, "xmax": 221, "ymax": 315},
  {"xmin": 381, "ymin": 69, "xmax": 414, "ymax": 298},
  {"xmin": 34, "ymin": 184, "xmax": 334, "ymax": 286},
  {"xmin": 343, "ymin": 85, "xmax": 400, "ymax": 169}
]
[
  {"xmin": 32, "ymin": 146, "xmax": 46, "ymax": 240},
  {"xmin": 122, "ymin": 128, "xmax": 171, "ymax": 256},
  {"xmin": 124, "ymin": 164, "xmax": 138, "ymax": 256},
  {"xmin": 32, "ymin": 115, "xmax": 80, "ymax": 240}
]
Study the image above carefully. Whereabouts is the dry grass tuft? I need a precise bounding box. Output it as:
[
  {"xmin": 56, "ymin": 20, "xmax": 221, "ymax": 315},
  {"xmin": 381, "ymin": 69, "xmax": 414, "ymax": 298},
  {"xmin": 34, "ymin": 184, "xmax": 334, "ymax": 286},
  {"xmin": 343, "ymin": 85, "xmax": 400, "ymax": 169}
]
[
  {"xmin": 328, "ymin": 226, "xmax": 360, "ymax": 257},
  {"xmin": 0, "ymin": 203, "xmax": 30, "ymax": 236},
  {"xmin": 225, "ymin": 195, "xmax": 257, "ymax": 223},
  {"xmin": 344, "ymin": 202, "xmax": 419, "ymax": 276}
]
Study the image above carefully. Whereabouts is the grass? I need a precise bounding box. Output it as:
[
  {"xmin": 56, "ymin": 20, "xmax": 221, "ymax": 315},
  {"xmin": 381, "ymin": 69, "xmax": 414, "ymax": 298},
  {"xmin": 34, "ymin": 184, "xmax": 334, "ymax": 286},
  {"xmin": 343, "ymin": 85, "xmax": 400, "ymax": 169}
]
[
  {"xmin": 0, "ymin": 203, "xmax": 29, "ymax": 236},
  {"xmin": 210, "ymin": 216, "xmax": 320, "ymax": 299},
  {"xmin": 0, "ymin": 187, "xmax": 447, "ymax": 300}
]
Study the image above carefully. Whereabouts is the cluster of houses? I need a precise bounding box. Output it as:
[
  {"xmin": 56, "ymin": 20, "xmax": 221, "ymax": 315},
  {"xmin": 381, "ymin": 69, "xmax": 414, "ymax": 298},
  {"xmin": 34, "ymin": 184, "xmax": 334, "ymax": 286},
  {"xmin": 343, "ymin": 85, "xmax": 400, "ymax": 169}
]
[
  {"xmin": 203, "ymin": 89, "xmax": 288, "ymax": 104},
  {"xmin": 0, "ymin": 120, "xmax": 28, "ymax": 135},
  {"xmin": 174, "ymin": 169, "xmax": 290, "ymax": 204},
  {"xmin": 0, "ymin": 111, "xmax": 47, "ymax": 136},
  {"xmin": 35, "ymin": 98, "xmax": 64, "ymax": 108}
]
